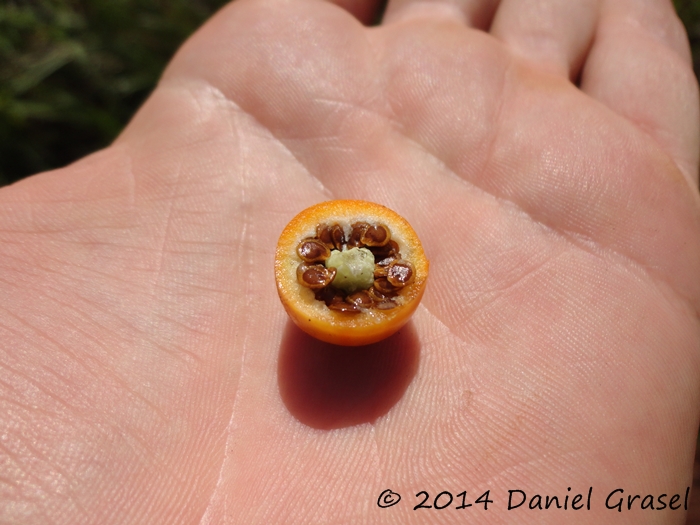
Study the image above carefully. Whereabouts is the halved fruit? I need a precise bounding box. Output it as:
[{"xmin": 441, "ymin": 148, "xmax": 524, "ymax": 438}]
[{"xmin": 275, "ymin": 200, "xmax": 429, "ymax": 346}]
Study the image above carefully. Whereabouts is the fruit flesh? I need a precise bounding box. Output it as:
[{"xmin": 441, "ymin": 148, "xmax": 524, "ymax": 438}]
[{"xmin": 275, "ymin": 200, "xmax": 428, "ymax": 346}]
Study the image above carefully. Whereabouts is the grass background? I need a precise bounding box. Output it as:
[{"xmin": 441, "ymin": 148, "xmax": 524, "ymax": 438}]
[{"xmin": 1, "ymin": 0, "xmax": 699, "ymax": 187}]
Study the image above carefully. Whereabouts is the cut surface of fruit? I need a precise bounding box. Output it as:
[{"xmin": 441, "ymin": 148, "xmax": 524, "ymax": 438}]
[{"xmin": 275, "ymin": 200, "xmax": 429, "ymax": 346}]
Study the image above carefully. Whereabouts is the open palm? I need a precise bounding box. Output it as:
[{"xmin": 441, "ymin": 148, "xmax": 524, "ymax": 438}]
[{"xmin": 2, "ymin": 0, "xmax": 699, "ymax": 523}]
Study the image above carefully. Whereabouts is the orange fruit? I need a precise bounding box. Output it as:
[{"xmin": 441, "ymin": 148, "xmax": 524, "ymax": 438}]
[{"xmin": 275, "ymin": 200, "xmax": 429, "ymax": 346}]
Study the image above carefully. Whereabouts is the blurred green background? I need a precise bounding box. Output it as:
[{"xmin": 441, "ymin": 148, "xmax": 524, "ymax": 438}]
[{"xmin": 1, "ymin": 0, "xmax": 699, "ymax": 187}]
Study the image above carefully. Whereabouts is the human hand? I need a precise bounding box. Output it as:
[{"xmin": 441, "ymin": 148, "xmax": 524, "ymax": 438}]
[{"xmin": 1, "ymin": 0, "xmax": 699, "ymax": 523}]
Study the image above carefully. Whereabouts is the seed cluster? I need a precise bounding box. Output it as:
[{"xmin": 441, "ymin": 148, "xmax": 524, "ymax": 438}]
[{"xmin": 296, "ymin": 222, "xmax": 415, "ymax": 313}]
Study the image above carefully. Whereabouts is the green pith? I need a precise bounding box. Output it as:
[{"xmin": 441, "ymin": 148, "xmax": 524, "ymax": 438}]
[{"xmin": 325, "ymin": 247, "xmax": 375, "ymax": 294}]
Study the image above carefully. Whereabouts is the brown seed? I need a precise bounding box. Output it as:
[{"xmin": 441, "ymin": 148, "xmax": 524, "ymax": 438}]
[
  {"xmin": 373, "ymin": 277, "xmax": 397, "ymax": 295},
  {"xmin": 347, "ymin": 222, "xmax": 369, "ymax": 247},
  {"xmin": 374, "ymin": 265, "xmax": 388, "ymax": 278},
  {"xmin": 376, "ymin": 256, "xmax": 396, "ymax": 267},
  {"xmin": 361, "ymin": 224, "xmax": 390, "ymax": 247},
  {"xmin": 346, "ymin": 290, "xmax": 373, "ymax": 308},
  {"xmin": 371, "ymin": 240, "xmax": 399, "ymax": 259},
  {"xmin": 316, "ymin": 224, "xmax": 333, "ymax": 246},
  {"xmin": 387, "ymin": 260, "xmax": 415, "ymax": 288},
  {"xmin": 316, "ymin": 223, "xmax": 346, "ymax": 250},
  {"xmin": 330, "ymin": 224, "xmax": 345, "ymax": 250},
  {"xmin": 329, "ymin": 292, "xmax": 345, "ymax": 305},
  {"xmin": 297, "ymin": 239, "xmax": 331, "ymax": 263},
  {"xmin": 315, "ymin": 286, "xmax": 336, "ymax": 305},
  {"xmin": 328, "ymin": 301, "xmax": 361, "ymax": 313},
  {"xmin": 368, "ymin": 286, "xmax": 388, "ymax": 303},
  {"xmin": 297, "ymin": 263, "xmax": 336, "ymax": 289}
]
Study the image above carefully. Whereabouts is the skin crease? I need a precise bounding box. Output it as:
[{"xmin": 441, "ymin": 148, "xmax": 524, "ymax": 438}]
[{"xmin": 0, "ymin": 0, "xmax": 699, "ymax": 523}]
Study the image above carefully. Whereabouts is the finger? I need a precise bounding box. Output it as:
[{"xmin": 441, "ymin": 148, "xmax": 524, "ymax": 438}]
[
  {"xmin": 383, "ymin": 0, "xmax": 500, "ymax": 28},
  {"xmin": 119, "ymin": 0, "xmax": 375, "ymax": 150},
  {"xmin": 489, "ymin": 0, "xmax": 600, "ymax": 79},
  {"xmin": 580, "ymin": 0, "xmax": 700, "ymax": 183}
]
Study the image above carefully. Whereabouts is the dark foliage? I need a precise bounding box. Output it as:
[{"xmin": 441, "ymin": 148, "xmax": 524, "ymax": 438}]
[
  {"xmin": 676, "ymin": 0, "xmax": 700, "ymax": 78},
  {"xmin": 0, "ymin": 0, "xmax": 228, "ymax": 186}
]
